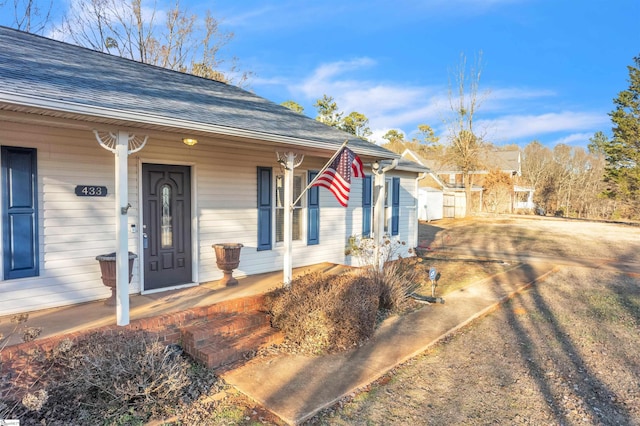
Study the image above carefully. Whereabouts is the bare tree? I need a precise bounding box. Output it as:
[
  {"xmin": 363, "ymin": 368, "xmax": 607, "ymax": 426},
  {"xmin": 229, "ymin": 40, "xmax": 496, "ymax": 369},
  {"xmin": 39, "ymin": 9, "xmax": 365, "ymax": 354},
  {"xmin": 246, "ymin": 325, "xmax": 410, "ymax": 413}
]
[
  {"xmin": 55, "ymin": 0, "xmax": 249, "ymax": 85},
  {"xmin": 521, "ymin": 141, "xmax": 552, "ymax": 192},
  {"xmin": 1, "ymin": 0, "xmax": 53, "ymax": 33},
  {"xmin": 444, "ymin": 52, "xmax": 489, "ymax": 216},
  {"xmin": 483, "ymin": 169, "xmax": 513, "ymax": 214}
]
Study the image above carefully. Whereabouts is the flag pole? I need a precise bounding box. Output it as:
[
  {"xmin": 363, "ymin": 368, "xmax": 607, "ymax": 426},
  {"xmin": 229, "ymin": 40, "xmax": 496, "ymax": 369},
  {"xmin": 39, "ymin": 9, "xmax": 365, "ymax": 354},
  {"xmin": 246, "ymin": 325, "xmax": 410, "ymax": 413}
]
[{"xmin": 291, "ymin": 139, "xmax": 349, "ymax": 209}]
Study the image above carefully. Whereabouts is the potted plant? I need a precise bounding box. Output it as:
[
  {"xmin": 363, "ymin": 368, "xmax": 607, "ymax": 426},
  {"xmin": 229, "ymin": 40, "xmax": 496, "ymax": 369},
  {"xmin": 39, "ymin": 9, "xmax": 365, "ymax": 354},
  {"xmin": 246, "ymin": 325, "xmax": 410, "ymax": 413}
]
[
  {"xmin": 95, "ymin": 252, "xmax": 138, "ymax": 306},
  {"xmin": 212, "ymin": 243, "xmax": 243, "ymax": 286}
]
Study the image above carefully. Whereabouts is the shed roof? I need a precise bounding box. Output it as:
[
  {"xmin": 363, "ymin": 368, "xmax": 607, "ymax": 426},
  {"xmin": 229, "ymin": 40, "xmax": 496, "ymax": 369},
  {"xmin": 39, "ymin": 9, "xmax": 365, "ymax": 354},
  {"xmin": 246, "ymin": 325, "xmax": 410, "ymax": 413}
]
[{"xmin": 0, "ymin": 26, "xmax": 397, "ymax": 160}]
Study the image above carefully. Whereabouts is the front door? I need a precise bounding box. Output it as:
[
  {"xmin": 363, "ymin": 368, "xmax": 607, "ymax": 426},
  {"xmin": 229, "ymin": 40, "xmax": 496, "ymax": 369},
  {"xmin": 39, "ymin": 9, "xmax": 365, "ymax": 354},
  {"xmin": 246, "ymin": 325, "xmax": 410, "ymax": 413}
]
[{"xmin": 142, "ymin": 164, "xmax": 192, "ymax": 290}]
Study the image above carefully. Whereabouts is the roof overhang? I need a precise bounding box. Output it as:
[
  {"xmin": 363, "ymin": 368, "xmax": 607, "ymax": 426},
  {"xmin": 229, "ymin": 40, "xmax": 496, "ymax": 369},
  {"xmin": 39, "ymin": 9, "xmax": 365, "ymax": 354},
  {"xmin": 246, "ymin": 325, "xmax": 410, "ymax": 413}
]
[{"xmin": 0, "ymin": 93, "xmax": 399, "ymax": 162}]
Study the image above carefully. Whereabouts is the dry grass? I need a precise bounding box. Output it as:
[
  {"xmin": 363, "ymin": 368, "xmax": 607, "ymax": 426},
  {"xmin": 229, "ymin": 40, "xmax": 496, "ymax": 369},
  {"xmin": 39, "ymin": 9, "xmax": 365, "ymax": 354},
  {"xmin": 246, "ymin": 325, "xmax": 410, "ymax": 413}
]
[
  {"xmin": 7, "ymin": 216, "xmax": 638, "ymax": 425},
  {"xmin": 306, "ymin": 267, "xmax": 640, "ymax": 425}
]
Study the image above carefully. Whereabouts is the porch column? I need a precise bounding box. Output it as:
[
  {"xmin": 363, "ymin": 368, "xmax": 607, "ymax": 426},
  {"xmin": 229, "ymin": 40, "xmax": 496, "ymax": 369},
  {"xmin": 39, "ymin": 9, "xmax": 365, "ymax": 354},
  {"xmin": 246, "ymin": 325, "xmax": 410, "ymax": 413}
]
[
  {"xmin": 373, "ymin": 171, "xmax": 386, "ymax": 271},
  {"xmin": 94, "ymin": 129, "xmax": 147, "ymax": 326},
  {"xmin": 115, "ymin": 130, "xmax": 129, "ymax": 326},
  {"xmin": 283, "ymin": 152, "xmax": 294, "ymax": 287},
  {"xmin": 372, "ymin": 160, "xmax": 397, "ymax": 271}
]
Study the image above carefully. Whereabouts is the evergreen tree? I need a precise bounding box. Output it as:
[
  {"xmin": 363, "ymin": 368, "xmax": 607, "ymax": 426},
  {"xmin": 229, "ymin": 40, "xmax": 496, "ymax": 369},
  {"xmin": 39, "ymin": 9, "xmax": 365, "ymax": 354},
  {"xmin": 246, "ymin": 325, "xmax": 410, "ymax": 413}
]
[
  {"xmin": 281, "ymin": 100, "xmax": 304, "ymax": 114},
  {"xmin": 341, "ymin": 111, "xmax": 372, "ymax": 140},
  {"xmin": 314, "ymin": 95, "xmax": 343, "ymax": 127},
  {"xmin": 601, "ymin": 55, "xmax": 640, "ymax": 203}
]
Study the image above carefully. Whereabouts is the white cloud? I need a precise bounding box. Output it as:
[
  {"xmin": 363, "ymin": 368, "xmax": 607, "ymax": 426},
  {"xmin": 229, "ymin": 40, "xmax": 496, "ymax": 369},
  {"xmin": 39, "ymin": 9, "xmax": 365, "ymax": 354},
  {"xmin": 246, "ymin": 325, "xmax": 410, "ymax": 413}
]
[
  {"xmin": 267, "ymin": 58, "xmax": 606, "ymax": 147},
  {"xmin": 477, "ymin": 112, "xmax": 609, "ymax": 143},
  {"xmin": 221, "ymin": 5, "xmax": 278, "ymax": 27},
  {"xmin": 550, "ymin": 132, "xmax": 596, "ymax": 146},
  {"xmin": 296, "ymin": 58, "xmax": 377, "ymax": 97},
  {"xmin": 289, "ymin": 58, "xmax": 449, "ymax": 139}
]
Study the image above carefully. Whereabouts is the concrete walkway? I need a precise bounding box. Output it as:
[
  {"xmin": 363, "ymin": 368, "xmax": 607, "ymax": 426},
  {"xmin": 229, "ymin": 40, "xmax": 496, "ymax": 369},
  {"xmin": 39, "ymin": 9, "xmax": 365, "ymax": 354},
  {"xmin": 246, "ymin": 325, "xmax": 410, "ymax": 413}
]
[{"xmin": 222, "ymin": 261, "xmax": 558, "ymax": 425}]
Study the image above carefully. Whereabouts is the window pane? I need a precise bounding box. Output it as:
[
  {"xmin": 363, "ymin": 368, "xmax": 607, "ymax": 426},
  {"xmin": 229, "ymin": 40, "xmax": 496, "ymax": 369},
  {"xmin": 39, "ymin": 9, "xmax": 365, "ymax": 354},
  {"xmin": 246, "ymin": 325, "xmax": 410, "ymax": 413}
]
[
  {"xmin": 384, "ymin": 208, "xmax": 390, "ymax": 233},
  {"xmin": 384, "ymin": 180, "xmax": 391, "ymax": 207},
  {"xmin": 275, "ymin": 173, "xmax": 304, "ymax": 243},
  {"xmin": 161, "ymin": 184, "xmax": 173, "ymax": 248},
  {"xmin": 276, "ymin": 209, "xmax": 303, "ymax": 242},
  {"xmin": 276, "ymin": 209, "xmax": 284, "ymax": 242},
  {"xmin": 276, "ymin": 175, "xmax": 284, "ymax": 208},
  {"xmin": 293, "ymin": 175, "xmax": 303, "ymax": 207},
  {"xmin": 292, "ymin": 209, "xmax": 301, "ymax": 240}
]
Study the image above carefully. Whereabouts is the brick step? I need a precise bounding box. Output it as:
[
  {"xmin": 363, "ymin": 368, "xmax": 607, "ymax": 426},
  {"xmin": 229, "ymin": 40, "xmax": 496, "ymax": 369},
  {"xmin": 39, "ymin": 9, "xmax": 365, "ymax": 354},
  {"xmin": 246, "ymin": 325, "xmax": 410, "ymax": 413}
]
[
  {"xmin": 193, "ymin": 326, "xmax": 284, "ymax": 369},
  {"xmin": 181, "ymin": 310, "xmax": 284, "ymax": 369},
  {"xmin": 182, "ymin": 311, "xmax": 272, "ymax": 351}
]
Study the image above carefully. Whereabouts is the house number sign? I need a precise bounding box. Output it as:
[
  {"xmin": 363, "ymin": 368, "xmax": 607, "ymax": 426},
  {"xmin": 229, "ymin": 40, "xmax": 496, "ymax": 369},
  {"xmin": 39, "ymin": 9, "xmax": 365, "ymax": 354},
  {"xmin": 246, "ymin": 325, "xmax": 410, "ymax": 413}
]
[{"xmin": 75, "ymin": 185, "xmax": 108, "ymax": 197}]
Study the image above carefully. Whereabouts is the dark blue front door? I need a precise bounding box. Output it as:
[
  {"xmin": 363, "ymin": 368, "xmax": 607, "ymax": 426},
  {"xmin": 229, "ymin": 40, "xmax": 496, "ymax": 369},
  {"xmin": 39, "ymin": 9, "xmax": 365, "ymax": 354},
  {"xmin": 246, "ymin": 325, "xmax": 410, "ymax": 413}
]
[{"xmin": 142, "ymin": 164, "xmax": 192, "ymax": 290}]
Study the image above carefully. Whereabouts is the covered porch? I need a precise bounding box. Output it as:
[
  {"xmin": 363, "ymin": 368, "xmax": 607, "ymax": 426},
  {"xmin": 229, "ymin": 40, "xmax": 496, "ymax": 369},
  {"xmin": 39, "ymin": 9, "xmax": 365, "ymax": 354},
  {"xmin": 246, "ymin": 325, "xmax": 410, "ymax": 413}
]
[{"xmin": 0, "ymin": 262, "xmax": 350, "ymax": 350}]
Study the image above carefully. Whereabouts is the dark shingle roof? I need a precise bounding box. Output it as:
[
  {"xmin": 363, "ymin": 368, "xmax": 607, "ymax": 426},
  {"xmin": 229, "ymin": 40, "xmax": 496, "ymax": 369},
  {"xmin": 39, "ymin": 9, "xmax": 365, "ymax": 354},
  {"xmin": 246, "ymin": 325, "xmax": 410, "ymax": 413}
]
[{"xmin": 0, "ymin": 26, "xmax": 396, "ymax": 159}]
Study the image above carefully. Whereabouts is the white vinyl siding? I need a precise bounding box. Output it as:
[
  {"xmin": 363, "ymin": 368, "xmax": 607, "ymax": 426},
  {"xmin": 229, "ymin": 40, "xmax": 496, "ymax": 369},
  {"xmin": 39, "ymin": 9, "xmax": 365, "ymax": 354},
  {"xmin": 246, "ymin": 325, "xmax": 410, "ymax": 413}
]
[{"xmin": 0, "ymin": 117, "xmax": 420, "ymax": 316}]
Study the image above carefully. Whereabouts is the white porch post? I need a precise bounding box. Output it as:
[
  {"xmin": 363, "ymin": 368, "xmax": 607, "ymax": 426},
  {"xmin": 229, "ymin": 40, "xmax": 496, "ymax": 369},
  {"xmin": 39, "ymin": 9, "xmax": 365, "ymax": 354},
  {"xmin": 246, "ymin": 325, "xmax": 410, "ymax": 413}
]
[
  {"xmin": 115, "ymin": 130, "xmax": 130, "ymax": 326},
  {"xmin": 372, "ymin": 160, "xmax": 397, "ymax": 271},
  {"xmin": 373, "ymin": 170, "xmax": 386, "ymax": 272},
  {"xmin": 94, "ymin": 129, "xmax": 147, "ymax": 327},
  {"xmin": 283, "ymin": 152, "xmax": 294, "ymax": 287}
]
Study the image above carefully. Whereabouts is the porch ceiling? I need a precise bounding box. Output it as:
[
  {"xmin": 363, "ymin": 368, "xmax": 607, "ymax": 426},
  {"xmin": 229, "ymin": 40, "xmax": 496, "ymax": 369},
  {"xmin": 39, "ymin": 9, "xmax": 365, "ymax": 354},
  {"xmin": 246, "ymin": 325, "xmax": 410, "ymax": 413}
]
[{"xmin": 0, "ymin": 103, "xmax": 392, "ymax": 163}]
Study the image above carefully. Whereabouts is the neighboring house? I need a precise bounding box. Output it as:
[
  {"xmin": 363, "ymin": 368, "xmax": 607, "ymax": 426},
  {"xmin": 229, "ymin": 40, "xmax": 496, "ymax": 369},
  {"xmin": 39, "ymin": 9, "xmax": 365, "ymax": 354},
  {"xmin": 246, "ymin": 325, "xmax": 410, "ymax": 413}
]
[
  {"xmin": 401, "ymin": 149, "xmax": 475, "ymax": 219},
  {"xmin": 0, "ymin": 27, "xmax": 425, "ymax": 320},
  {"xmin": 514, "ymin": 185, "xmax": 535, "ymax": 210},
  {"xmin": 403, "ymin": 148, "xmax": 532, "ymax": 216}
]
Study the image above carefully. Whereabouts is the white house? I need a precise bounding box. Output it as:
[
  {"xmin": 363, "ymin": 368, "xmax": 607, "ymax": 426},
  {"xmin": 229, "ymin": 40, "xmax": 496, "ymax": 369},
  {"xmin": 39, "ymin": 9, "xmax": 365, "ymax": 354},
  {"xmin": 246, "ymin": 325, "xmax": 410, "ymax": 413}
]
[{"xmin": 0, "ymin": 27, "xmax": 426, "ymax": 322}]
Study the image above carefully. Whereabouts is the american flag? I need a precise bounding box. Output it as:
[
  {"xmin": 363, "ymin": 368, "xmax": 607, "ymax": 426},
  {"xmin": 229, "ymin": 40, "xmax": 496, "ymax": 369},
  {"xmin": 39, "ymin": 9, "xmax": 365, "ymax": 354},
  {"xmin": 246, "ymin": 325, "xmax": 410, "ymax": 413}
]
[{"xmin": 313, "ymin": 147, "xmax": 364, "ymax": 207}]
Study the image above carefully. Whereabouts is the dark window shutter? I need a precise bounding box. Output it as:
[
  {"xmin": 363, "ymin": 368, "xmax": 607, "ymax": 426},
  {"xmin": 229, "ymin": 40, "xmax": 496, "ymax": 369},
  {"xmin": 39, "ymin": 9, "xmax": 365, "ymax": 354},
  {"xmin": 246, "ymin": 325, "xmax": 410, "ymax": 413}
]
[
  {"xmin": 362, "ymin": 174, "xmax": 372, "ymax": 237},
  {"xmin": 307, "ymin": 171, "xmax": 319, "ymax": 245},
  {"xmin": 2, "ymin": 146, "xmax": 39, "ymax": 279},
  {"xmin": 257, "ymin": 167, "xmax": 272, "ymax": 251},
  {"xmin": 391, "ymin": 177, "xmax": 400, "ymax": 236}
]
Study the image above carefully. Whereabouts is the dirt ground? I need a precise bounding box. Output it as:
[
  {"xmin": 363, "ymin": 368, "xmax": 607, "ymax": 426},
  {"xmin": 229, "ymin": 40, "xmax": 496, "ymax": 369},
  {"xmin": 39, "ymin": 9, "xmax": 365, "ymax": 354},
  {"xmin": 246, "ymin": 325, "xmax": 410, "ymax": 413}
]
[
  {"xmin": 303, "ymin": 216, "xmax": 640, "ymax": 425},
  {"xmin": 187, "ymin": 215, "xmax": 640, "ymax": 426},
  {"xmin": 7, "ymin": 215, "xmax": 640, "ymax": 425}
]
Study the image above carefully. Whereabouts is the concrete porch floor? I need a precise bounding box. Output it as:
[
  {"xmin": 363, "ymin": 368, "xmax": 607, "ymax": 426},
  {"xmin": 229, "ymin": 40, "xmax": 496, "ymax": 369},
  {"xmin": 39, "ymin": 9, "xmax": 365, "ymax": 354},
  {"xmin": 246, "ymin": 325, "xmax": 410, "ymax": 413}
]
[{"xmin": 0, "ymin": 262, "xmax": 349, "ymax": 348}]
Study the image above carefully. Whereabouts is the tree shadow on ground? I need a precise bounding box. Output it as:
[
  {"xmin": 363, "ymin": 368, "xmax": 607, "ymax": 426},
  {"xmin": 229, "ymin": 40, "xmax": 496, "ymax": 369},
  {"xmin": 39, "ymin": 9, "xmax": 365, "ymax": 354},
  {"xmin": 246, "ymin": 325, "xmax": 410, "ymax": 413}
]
[{"xmin": 496, "ymin": 265, "xmax": 636, "ymax": 425}]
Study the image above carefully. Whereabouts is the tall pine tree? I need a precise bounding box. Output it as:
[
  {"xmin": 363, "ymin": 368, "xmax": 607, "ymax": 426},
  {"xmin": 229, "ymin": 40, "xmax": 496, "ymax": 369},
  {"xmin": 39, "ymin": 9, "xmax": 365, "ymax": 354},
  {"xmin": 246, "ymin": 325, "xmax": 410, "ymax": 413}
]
[{"xmin": 602, "ymin": 55, "xmax": 640, "ymax": 205}]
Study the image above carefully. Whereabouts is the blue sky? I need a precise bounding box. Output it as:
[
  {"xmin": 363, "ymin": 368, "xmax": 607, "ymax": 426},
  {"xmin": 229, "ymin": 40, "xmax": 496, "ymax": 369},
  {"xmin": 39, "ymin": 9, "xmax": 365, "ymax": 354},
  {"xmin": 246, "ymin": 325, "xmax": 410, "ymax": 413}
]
[
  {"xmin": 2, "ymin": 0, "xmax": 638, "ymax": 148},
  {"xmin": 205, "ymin": 0, "xmax": 639, "ymax": 147}
]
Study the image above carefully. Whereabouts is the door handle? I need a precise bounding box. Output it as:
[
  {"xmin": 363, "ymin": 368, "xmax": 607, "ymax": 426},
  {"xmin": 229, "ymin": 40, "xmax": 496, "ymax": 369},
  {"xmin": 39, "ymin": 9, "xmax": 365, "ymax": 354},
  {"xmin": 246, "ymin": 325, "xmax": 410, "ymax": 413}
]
[{"xmin": 143, "ymin": 232, "xmax": 149, "ymax": 249}]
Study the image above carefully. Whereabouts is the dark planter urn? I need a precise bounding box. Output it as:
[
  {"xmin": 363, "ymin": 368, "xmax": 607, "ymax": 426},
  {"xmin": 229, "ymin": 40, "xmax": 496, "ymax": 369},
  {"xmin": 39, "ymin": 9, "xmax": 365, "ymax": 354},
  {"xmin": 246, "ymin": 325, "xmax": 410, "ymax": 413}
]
[
  {"xmin": 96, "ymin": 252, "xmax": 138, "ymax": 306},
  {"xmin": 213, "ymin": 243, "xmax": 243, "ymax": 286}
]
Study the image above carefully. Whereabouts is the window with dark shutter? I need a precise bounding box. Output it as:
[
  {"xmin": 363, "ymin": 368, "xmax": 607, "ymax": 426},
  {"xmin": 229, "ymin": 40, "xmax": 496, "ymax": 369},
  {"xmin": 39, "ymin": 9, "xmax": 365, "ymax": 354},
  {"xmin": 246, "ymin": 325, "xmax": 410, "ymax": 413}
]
[
  {"xmin": 307, "ymin": 171, "xmax": 319, "ymax": 245},
  {"xmin": 391, "ymin": 177, "xmax": 400, "ymax": 236},
  {"xmin": 257, "ymin": 167, "xmax": 272, "ymax": 251},
  {"xmin": 2, "ymin": 146, "xmax": 39, "ymax": 279},
  {"xmin": 362, "ymin": 174, "xmax": 372, "ymax": 237}
]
